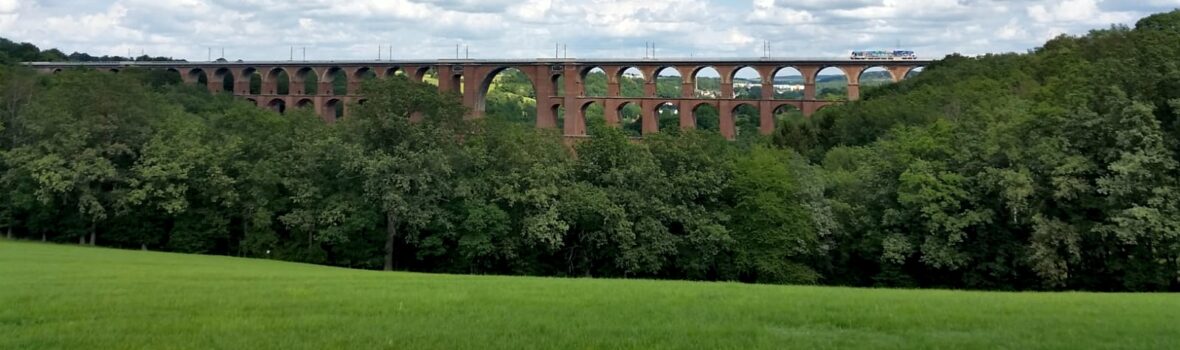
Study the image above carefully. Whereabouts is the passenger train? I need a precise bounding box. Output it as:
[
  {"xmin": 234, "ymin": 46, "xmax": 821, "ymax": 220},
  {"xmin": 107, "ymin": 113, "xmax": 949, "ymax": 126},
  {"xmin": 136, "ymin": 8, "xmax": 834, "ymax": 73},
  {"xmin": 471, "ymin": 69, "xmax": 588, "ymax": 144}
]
[{"xmin": 850, "ymin": 50, "xmax": 917, "ymax": 60}]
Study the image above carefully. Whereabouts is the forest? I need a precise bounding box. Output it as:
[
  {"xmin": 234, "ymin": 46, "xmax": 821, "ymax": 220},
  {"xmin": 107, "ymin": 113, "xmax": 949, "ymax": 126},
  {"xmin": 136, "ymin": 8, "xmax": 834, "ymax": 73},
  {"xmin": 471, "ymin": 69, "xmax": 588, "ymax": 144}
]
[{"xmin": 2, "ymin": 10, "xmax": 1179, "ymax": 291}]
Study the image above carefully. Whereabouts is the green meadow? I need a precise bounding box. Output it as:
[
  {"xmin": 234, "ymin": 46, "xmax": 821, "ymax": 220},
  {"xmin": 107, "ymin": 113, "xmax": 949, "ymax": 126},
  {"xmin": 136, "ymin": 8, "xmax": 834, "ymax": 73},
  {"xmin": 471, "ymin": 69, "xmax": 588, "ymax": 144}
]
[{"xmin": 1, "ymin": 240, "xmax": 1176, "ymax": 349}]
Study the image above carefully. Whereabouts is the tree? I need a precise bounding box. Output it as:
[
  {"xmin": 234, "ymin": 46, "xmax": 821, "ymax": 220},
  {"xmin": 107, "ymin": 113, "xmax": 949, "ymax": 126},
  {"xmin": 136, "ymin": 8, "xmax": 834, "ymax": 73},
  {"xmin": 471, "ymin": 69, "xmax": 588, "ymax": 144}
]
[{"xmin": 343, "ymin": 76, "xmax": 465, "ymax": 271}]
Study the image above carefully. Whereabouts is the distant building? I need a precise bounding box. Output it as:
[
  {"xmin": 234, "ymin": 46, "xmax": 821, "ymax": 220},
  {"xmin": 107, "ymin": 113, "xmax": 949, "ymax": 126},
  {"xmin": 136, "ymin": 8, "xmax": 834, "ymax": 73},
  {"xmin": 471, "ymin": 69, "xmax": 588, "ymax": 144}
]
[{"xmin": 732, "ymin": 81, "xmax": 804, "ymax": 92}]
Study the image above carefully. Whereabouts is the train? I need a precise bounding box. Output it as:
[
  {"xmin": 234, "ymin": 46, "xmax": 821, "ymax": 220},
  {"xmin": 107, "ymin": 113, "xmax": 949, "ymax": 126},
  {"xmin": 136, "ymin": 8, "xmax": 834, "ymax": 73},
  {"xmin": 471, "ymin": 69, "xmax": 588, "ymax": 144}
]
[{"xmin": 850, "ymin": 50, "xmax": 917, "ymax": 60}]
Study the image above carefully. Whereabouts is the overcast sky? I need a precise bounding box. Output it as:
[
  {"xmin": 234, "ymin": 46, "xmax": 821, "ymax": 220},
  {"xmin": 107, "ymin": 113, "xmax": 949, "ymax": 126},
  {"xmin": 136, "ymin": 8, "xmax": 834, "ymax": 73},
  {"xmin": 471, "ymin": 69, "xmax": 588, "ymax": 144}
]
[{"xmin": 0, "ymin": 0, "xmax": 1177, "ymax": 62}]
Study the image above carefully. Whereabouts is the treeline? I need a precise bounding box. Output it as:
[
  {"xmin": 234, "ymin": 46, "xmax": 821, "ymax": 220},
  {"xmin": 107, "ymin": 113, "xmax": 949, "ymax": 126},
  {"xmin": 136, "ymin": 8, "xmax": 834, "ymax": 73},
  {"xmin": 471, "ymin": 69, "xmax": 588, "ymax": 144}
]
[
  {"xmin": 4, "ymin": 10, "xmax": 1180, "ymax": 292},
  {"xmin": 772, "ymin": 11, "xmax": 1180, "ymax": 291},
  {"xmin": 0, "ymin": 38, "xmax": 179, "ymax": 65},
  {"xmin": 0, "ymin": 68, "xmax": 829, "ymax": 285}
]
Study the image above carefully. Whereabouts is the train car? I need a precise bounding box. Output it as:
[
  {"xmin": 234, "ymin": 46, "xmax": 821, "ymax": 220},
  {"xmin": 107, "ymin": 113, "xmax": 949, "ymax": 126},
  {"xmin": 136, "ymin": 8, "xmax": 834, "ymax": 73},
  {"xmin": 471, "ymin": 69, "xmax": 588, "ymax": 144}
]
[{"xmin": 851, "ymin": 50, "xmax": 917, "ymax": 60}]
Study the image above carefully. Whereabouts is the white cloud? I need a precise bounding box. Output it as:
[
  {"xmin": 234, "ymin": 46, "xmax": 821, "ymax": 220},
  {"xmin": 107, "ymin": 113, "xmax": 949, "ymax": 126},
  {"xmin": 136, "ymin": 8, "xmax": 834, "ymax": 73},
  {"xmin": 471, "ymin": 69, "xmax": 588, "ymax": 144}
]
[{"xmin": 0, "ymin": 0, "xmax": 1175, "ymax": 61}]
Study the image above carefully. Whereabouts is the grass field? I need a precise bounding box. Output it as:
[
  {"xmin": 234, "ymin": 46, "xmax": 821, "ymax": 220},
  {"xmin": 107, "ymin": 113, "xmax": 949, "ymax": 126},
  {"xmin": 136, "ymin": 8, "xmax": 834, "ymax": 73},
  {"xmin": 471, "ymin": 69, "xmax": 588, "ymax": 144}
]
[{"xmin": 2, "ymin": 240, "xmax": 1177, "ymax": 349}]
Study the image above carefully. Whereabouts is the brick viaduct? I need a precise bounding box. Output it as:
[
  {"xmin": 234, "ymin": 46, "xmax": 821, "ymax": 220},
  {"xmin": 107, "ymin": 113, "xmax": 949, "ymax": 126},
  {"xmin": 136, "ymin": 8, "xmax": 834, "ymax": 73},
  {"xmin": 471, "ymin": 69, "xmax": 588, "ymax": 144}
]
[{"xmin": 28, "ymin": 58, "xmax": 930, "ymax": 139}]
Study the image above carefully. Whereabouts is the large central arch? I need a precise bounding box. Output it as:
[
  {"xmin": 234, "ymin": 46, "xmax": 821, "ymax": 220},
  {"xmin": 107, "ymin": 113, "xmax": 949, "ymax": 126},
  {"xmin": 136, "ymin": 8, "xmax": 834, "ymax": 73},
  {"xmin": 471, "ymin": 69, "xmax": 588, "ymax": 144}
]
[{"xmin": 477, "ymin": 66, "xmax": 538, "ymax": 126}]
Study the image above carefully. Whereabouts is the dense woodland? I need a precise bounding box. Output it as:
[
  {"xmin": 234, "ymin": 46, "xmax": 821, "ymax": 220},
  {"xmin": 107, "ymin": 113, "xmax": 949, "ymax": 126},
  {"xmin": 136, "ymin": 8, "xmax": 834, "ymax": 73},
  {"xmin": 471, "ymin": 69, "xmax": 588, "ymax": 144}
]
[{"xmin": 3, "ymin": 11, "xmax": 1180, "ymax": 291}]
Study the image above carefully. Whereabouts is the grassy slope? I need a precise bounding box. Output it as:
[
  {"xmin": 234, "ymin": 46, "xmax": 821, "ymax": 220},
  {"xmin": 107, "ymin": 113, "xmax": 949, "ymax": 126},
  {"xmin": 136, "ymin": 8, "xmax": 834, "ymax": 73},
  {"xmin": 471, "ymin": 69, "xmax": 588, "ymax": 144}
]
[{"xmin": 1, "ymin": 241, "xmax": 1176, "ymax": 349}]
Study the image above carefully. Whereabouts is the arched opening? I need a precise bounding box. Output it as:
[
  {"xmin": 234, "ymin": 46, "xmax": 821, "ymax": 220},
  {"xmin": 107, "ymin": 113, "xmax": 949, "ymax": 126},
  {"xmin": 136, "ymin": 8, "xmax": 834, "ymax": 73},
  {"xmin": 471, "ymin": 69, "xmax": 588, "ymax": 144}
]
[
  {"xmin": 109, "ymin": 68, "xmax": 120, "ymax": 74},
  {"xmin": 551, "ymin": 104, "xmax": 566, "ymax": 133},
  {"xmin": 215, "ymin": 68, "xmax": 234, "ymax": 93},
  {"xmin": 52, "ymin": 69, "xmax": 62, "ymax": 74},
  {"xmin": 296, "ymin": 67, "xmax": 318, "ymax": 95},
  {"xmin": 323, "ymin": 67, "xmax": 348, "ymax": 95},
  {"xmin": 552, "ymin": 74, "xmax": 564, "ymax": 97},
  {"xmin": 815, "ymin": 67, "xmax": 849, "ymax": 101},
  {"xmin": 582, "ymin": 101, "xmax": 605, "ymax": 134},
  {"xmin": 618, "ymin": 67, "xmax": 644, "ymax": 98},
  {"xmin": 692, "ymin": 103, "xmax": 720, "ymax": 132},
  {"xmin": 324, "ymin": 99, "xmax": 343, "ymax": 122},
  {"xmin": 656, "ymin": 102, "xmax": 678, "ymax": 133},
  {"xmin": 267, "ymin": 98, "xmax": 286, "ymax": 114},
  {"xmin": 733, "ymin": 103, "xmax": 760, "ymax": 138},
  {"xmin": 619, "ymin": 101, "xmax": 642, "ymax": 137},
  {"xmin": 905, "ymin": 66, "xmax": 925, "ymax": 79},
  {"xmin": 480, "ymin": 67, "xmax": 536, "ymax": 125},
  {"xmin": 772, "ymin": 67, "xmax": 804, "ymax": 100},
  {"xmin": 249, "ymin": 71, "xmax": 262, "ymax": 94},
  {"xmin": 296, "ymin": 98, "xmax": 314, "ymax": 110},
  {"xmin": 774, "ymin": 104, "xmax": 803, "ymax": 123},
  {"xmin": 151, "ymin": 69, "xmax": 182, "ymax": 87},
  {"xmin": 420, "ymin": 67, "xmax": 440, "ymax": 87},
  {"xmin": 732, "ymin": 67, "xmax": 761, "ymax": 99},
  {"xmin": 858, "ymin": 66, "xmax": 892, "ymax": 88},
  {"xmin": 693, "ymin": 67, "xmax": 720, "ymax": 99},
  {"xmin": 384, "ymin": 67, "xmax": 404, "ymax": 78},
  {"xmin": 581, "ymin": 67, "xmax": 606, "ymax": 97},
  {"xmin": 189, "ymin": 69, "xmax": 209, "ymax": 87},
  {"xmin": 773, "ymin": 104, "xmax": 816, "ymax": 150},
  {"xmin": 245, "ymin": 98, "xmax": 258, "ymax": 106},
  {"xmin": 354, "ymin": 67, "xmax": 377, "ymax": 93},
  {"xmin": 265, "ymin": 68, "xmax": 289, "ymax": 95},
  {"xmin": 655, "ymin": 67, "xmax": 682, "ymax": 98}
]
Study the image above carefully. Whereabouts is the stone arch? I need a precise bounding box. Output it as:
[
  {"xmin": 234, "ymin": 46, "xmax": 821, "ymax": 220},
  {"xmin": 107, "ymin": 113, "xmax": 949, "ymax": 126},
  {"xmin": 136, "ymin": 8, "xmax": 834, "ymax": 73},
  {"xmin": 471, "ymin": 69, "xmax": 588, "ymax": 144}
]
[
  {"xmin": 293, "ymin": 67, "xmax": 317, "ymax": 95},
  {"xmin": 245, "ymin": 98, "xmax": 258, "ymax": 106},
  {"xmin": 384, "ymin": 66, "xmax": 403, "ymax": 78},
  {"xmin": 731, "ymin": 66, "xmax": 762, "ymax": 99},
  {"xmin": 692, "ymin": 66, "xmax": 721, "ymax": 98},
  {"xmin": 550, "ymin": 103, "xmax": 566, "ymax": 133},
  {"xmin": 618, "ymin": 101, "xmax": 642, "ymax": 137},
  {"xmin": 267, "ymin": 98, "xmax": 287, "ymax": 114},
  {"xmin": 655, "ymin": 101, "xmax": 678, "ymax": 133},
  {"xmin": 732, "ymin": 102, "xmax": 760, "ymax": 137},
  {"xmin": 295, "ymin": 98, "xmax": 314, "ymax": 110},
  {"xmin": 654, "ymin": 66, "xmax": 682, "ymax": 98},
  {"xmin": 52, "ymin": 68, "xmax": 62, "ymax": 74},
  {"xmin": 618, "ymin": 67, "xmax": 645, "ymax": 98},
  {"xmin": 580, "ymin": 100, "xmax": 605, "ymax": 132},
  {"xmin": 814, "ymin": 66, "xmax": 849, "ymax": 100},
  {"xmin": 353, "ymin": 67, "xmax": 374, "ymax": 81},
  {"xmin": 213, "ymin": 68, "xmax": 234, "ymax": 93},
  {"xmin": 904, "ymin": 66, "xmax": 925, "ymax": 79},
  {"xmin": 247, "ymin": 69, "xmax": 263, "ymax": 94},
  {"xmin": 265, "ymin": 67, "xmax": 289, "ymax": 95},
  {"xmin": 773, "ymin": 103, "xmax": 804, "ymax": 131},
  {"xmin": 858, "ymin": 66, "xmax": 892, "ymax": 88},
  {"xmin": 580, "ymin": 66, "xmax": 606, "ymax": 97},
  {"xmin": 322, "ymin": 67, "xmax": 348, "ymax": 95},
  {"xmin": 692, "ymin": 102, "xmax": 720, "ymax": 132},
  {"xmin": 324, "ymin": 98, "xmax": 344, "ymax": 122},
  {"xmin": 238, "ymin": 67, "xmax": 257, "ymax": 94},
  {"xmin": 188, "ymin": 68, "xmax": 209, "ymax": 87},
  {"xmin": 413, "ymin": 66, "xmax": 432, "ymax": 83},
  {"xmin": 477, "ymin": 66, "xmax": 536, "ymax": 124},
  {"xmin": 771, "ymin": 66, "xmax": 805, "ymax": 99}
]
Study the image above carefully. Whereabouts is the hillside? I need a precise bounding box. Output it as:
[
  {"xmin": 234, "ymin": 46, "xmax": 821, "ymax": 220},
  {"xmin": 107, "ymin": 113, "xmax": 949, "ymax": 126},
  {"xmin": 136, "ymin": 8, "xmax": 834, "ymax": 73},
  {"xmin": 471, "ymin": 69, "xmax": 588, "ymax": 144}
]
[{"xmin": 1, "ymin": 240, "xmax": 1177, "ymax": 349}]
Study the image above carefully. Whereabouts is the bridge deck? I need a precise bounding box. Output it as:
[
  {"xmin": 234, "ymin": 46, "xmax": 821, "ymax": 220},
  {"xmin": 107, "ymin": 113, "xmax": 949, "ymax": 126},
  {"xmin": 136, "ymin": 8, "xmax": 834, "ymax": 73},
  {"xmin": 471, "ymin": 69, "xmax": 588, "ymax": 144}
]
[{"xmin": 25, "ymin": 58, "xmax": 932, "ymax": 68}]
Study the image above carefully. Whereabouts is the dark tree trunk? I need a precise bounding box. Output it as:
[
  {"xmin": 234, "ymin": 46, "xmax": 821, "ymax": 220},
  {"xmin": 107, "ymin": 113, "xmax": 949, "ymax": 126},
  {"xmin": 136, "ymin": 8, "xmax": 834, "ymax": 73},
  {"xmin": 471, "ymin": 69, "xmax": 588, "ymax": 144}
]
[
  {"xmin": 5, "ymin": 226, "xmax": 11, "ymax": 240},
  {"xmin": 88, "ymin": 221, "xmax": 96, "ymax": 246},
  {"xmin": 384, "ymin": 211, "xmax": 398, "ymax": 271},
  {"xmin": 41, "ymin": 232, "xmax": 46, "ymax": 242}
]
